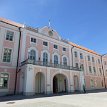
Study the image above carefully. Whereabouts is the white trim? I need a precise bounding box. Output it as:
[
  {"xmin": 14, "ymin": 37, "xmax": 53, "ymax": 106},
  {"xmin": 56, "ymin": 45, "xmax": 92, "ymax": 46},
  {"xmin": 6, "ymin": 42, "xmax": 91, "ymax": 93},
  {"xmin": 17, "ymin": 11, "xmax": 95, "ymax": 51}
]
[
  {"xmin": 1, "ymin": 47, "xmax": 13, "ymax": 64},
  {"xmin": 4, "ymin": 29, "xmax": 15, "ymax": 42},
  {"xmin": 0, "ymin": 66, "xmax": 16, "ymax": 68},
  {"xmin": 52, "ymin": 52, "xmax": 60, "ymax": 64},
  {"xmin": 28, "ymin": 47, "xmax": 38, "ymax": 61},
  {"xmin": 62, "ymin": 55, "xmax": 68, "ymax": 65},
  {"xmin": 30, "ymin": 36, "xmax": 37, "ymax": 46},
  {"xmin": 0, "ymin": 72, "xmax": 10, "ymax": 90},
  {"xmin": 41, "ymin": 50, "xmax": 50, "ymax": 62}
]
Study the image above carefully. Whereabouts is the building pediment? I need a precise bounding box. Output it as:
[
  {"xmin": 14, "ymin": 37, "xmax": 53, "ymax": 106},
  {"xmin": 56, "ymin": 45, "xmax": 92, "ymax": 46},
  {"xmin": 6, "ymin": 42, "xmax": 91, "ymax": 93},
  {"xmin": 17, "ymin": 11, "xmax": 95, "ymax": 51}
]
[{"xmin": 39, "ymin": 26, "xmax": 61, "ymax": 41}]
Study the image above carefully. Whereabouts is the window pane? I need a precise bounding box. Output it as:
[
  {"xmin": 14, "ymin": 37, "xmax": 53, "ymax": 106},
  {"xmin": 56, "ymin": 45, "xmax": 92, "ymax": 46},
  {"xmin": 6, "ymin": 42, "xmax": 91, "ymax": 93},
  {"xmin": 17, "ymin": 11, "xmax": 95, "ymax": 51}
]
[
  {"xmin": 6, "ymin": 31, "xmax": 14, "ymax": 41},
  {"xmin": 0, "ymin": 73, "xmax": 9, "ymax": 88},
  {"xmin": 3, "ymin": 48, "xmax": 12, "ymax": 62},
  {"xmin": 43, "ymin": 52, "xmax": 48, "ymax": 65},
  {"xmin": 80, "ymin": 53, "xmax": 83, "ymax": 59},
  {"xmin": 54, "ymin": 45, "xmax": 58, "ymax": 49},
  {"xmin": 63, "ymin": 47, "xmax": 66, "ymax": 51},
  {"xmin": 31, "ymin": 38, "xmax": 36, "ymax": 43},
  {"xmin": 63, "ymin": 57, "xmax": 67, "ymax": 66},
  {"xmin": 74, "ymin": 51, "xmax": 77, "ymax": 57},
  {"xmin": 54, "ymin": 55, "xmax": 58, "ymax": 64},
  {"xmin": 43, "ymin": 42, "xmax": 48, "ymax": 46},
  {"xmin": 88, "ymin": 56, "xmax": 90, "ymax": 61},
  {"xmin": 29, "ymin": 50, "xmax": 36, "ymax": 62}
]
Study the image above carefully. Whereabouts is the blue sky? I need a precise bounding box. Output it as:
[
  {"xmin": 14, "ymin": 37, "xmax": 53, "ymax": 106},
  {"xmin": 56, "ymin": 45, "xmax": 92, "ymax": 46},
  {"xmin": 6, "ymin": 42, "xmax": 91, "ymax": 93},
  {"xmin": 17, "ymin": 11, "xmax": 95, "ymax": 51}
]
[{"xmin": 0, "ymin": 0, "xmax": 107, "ymax": 54}]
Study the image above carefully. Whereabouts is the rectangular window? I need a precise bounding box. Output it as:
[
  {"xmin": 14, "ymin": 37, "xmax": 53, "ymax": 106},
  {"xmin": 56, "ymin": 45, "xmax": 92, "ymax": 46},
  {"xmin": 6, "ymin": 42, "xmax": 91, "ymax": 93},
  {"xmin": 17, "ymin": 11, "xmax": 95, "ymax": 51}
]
[
  {"xmin": 43, "ymin": 41, "xmax": 48, "ymax": 46},
  {"xmin": 98, "ymin": 59, "xmax": 100, "ymax": 64},
  {"xmin": 74, "ymin": 51, "xmax": 77, "ymax": 57},
  {"xmin": 31, "ymin": 37, "xmax": 36, "ymax": 43},
  {"xmin": 92, "ymin": 57, "xmax": 94, "ymax": 62},
  {"xmin": 88, "ymin": 55, "xmax": 90, "ymax": 61},
  {"xmin": 3, "ymin": 48, "xmax": 12, "ymax": 62},
  {"xmin": 99, "ymin": 68, "xmax": 102, "ymax": 75},
  {"xmin": 75, "ymin": 63, "xmax": 79, "ymax": 68},
  {"xmin": 63, "ymin": 47, "xmax": 66, "ymax": 51},
  {"xmin": 80, "ymin": 53, "xmax": 83, "ymax": 59},
  {"xmin": 93, "ymin": 67, "xmax": 96, "ymax": 73},
  {"xmin": 81, "ymin": 64, "xmax": 84, "ymax": 71},
  {"xmin": 6, "ymin": 30, "xmax": 14, "ymax": 41},
  {"xmin": 0, "ymin": 73, "xmax": 9, "ymax": 89},
  {"xmin": 54, "ymin": 45, "xmax": 58, "ymax": 49},
  {"xmin": 89, "ymin": 66, "xmax": 92, "ymax": 73}
]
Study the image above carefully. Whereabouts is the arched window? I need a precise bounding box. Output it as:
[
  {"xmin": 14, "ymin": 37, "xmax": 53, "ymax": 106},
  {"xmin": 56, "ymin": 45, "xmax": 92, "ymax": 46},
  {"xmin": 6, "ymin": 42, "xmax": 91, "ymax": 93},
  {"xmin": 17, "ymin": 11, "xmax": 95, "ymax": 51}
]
[
  {"xmin": 54, "ymin": 55, "xmax": 58, "ymax": 65},
  {"xmin": 63, "ymin": 57, "xmax": 67, "ymax": 66},
  {"xmin": 43, "ymin": 52, "xmax": 48, "ymax": 65},
  {"xmin": 29, "ymin": 50, "xmax": 36, "ymax": 62}
]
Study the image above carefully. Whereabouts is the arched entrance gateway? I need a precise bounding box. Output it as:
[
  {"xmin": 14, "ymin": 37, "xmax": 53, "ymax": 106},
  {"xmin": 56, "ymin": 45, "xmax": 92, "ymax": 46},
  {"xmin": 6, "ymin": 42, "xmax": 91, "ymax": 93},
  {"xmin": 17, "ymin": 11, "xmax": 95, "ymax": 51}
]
[
  {"xmin": 53, "ymin": 74, "xmax": 68, "ymax": 93},
  {"xmin": 35, "ymin": 72, "xmax": 45, "ymax": 94}
]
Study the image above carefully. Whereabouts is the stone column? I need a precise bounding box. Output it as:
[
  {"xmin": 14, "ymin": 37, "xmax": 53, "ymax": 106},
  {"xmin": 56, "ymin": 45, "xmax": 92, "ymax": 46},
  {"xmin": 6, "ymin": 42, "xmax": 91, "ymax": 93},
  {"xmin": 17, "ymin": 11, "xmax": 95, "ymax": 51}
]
[
  {"xmin": 69, "ymin": 71, "xmax": 74, "ymax": 92},
  {"xmin": 23, "ymin": 64, "xmax": 35, "ymax": 96},
  {"xmin": 79, "ymin": 71, "xmax": 85, "ymax": 92},
  {"xmin": 46, "ymin": 68, "xmax": 52, "ymax": 94}
]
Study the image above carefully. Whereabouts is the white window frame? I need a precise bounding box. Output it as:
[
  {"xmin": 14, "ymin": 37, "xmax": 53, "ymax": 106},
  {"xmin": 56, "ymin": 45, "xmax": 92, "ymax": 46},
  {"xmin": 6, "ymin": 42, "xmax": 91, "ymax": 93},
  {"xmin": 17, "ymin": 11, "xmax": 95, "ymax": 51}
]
[
  {"xmin": 2, "ymin": 48, "xmax": 13, "ymax": 64},
  {"xmin": 0, "ymin": 72, "xmax": 9, "ymax": 89},
  {"xmin": 5, "ymin": 30, "xmax": 14, "ymax": 42}
]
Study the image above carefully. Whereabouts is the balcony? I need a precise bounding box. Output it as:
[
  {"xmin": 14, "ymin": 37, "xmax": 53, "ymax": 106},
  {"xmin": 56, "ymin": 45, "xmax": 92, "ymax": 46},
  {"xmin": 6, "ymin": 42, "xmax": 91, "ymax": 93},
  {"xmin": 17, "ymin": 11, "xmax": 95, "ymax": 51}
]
[{"xmin": 21, "ymin": 59, "xmax": 81, "ymax": 71}]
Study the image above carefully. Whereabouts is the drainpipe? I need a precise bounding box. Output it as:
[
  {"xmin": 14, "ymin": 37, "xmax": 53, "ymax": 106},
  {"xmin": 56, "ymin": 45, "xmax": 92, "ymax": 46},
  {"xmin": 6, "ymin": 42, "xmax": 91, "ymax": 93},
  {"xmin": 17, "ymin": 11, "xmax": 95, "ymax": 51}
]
[
  {"xmin": 101, "ymin": 55, "xmax": 106, "ymax": 88},
  {"xmin": 14, "ymin": 27, "xmax": 22, "ymax": 94}
]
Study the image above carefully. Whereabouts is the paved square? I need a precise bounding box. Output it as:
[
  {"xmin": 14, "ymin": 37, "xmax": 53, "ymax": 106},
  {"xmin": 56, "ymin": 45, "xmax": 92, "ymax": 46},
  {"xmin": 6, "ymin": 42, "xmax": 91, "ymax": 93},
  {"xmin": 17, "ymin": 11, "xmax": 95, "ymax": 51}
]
[{"xmin": 0, "ymin": 92, "xmax": 107, "ymax": 107}]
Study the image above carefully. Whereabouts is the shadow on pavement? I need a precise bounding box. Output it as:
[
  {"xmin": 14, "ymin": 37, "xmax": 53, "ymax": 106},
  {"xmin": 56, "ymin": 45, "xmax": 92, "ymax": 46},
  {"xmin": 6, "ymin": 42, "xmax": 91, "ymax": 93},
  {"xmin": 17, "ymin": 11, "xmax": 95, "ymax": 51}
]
[{"xmin": 0, "ymin": 89, "xmax": 107, "ymax": 102}]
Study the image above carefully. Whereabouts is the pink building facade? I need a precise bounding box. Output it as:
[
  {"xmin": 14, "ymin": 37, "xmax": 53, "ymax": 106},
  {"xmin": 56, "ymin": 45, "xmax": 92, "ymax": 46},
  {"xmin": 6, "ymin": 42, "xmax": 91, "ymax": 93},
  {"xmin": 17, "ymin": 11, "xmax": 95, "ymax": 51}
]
[{"xmin": 0, "ymin": 18, "xmax": 107, "ymax": 96}]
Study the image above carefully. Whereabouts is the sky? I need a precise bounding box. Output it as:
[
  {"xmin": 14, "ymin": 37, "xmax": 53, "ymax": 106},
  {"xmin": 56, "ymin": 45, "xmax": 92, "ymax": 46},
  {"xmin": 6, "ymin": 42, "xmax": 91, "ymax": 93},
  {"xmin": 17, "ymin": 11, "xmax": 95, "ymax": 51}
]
[{"xmin": 0, "ymin": 0, "xmax": 107, "ymax": 54}]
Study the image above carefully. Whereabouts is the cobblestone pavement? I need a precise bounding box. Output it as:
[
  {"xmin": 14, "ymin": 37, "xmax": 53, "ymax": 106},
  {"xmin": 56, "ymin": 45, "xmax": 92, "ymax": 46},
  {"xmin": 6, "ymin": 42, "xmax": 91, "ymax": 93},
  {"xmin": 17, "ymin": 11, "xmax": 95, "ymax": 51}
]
[{"xmin": 0, "ymin": 92, "xmax": 107, "ymax": 107}]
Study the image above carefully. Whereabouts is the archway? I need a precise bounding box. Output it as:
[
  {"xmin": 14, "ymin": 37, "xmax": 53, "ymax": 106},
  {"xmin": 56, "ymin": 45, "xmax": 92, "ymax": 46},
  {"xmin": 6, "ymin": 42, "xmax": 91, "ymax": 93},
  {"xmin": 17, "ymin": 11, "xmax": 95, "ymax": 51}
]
[
  {"xmin": 35, "ymin": 72, "xmax": 45, "ymax": 94},
  {"xmin": 53, "ymin": 74, "xmax": 68, "ymax": 93},
  {"xmin": 74, "ymin": 75, "xmax": 79, "ymax": 91}
]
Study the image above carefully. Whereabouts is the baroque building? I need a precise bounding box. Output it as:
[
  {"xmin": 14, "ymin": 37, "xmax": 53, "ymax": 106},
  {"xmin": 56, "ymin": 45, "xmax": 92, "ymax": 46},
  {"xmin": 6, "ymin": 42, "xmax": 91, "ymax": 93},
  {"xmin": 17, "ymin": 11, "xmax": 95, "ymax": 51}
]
[{"xmin": 0, "ymin": 18, "xmax": 107, "ymax": 96}]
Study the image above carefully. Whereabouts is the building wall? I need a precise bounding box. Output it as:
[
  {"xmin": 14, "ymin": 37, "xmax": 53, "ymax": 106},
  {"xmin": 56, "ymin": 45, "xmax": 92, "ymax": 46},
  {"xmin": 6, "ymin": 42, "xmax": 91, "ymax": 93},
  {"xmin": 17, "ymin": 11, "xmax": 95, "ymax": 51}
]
[
  {"xmin": 0, "ymin": 18, "xmax": 107, "ymax": 96},
  {"xmin": 71, "ymin": 46, "xmax": 104, "ymax": 90},
  {"xmin": 102, "ymin": 54, "xmax": 107, "ymax": 87},
  {"xmin": 21, "ymin": 64, "xmax": 82, "ymax": 96},
  {"xmin": 0, "ymin": 21, "xmax": 20, "ymax": 95}
]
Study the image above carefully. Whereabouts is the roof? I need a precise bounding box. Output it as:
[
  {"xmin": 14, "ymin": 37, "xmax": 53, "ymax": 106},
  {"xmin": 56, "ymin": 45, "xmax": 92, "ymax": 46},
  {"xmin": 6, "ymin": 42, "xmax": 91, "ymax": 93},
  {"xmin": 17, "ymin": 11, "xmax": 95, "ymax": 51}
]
[
  {"xmin": 0, "ymin": 17, "xmax": 102, "ymax": 56},
  {"xmin": 0, "ymin": 17, "xmax": 23, "ymax": 27},
  {"xmin": 69, "ymin": 41, "xmax": 101, "ymax": 56}
]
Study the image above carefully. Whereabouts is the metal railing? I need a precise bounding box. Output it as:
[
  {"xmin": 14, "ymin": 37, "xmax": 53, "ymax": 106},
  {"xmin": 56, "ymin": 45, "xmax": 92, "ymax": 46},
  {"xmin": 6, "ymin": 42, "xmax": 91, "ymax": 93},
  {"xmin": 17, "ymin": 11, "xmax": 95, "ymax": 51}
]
[{"xmin": 21, "ymin": 59, "xmax": 81, "ymax": 71}]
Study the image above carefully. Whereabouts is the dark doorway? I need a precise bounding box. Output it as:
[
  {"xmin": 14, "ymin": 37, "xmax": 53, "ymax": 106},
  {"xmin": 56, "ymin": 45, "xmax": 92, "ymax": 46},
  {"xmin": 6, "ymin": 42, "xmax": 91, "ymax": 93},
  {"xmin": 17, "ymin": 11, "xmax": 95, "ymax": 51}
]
[
  {"xmin": 53, "ymin": 74, "xmax": 68, "ymax": 93},
  {"xmin": 53, "ymin": 76, "xmax": 58, "ymax": 93}
]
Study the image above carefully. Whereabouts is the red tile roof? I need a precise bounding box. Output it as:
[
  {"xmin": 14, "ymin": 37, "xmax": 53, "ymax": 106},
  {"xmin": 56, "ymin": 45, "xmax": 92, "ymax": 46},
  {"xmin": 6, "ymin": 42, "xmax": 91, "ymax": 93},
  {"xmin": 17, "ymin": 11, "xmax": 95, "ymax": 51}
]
[{"xmin": 0, "ymin": 17, "xmax": 23, "ymax": 27}]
